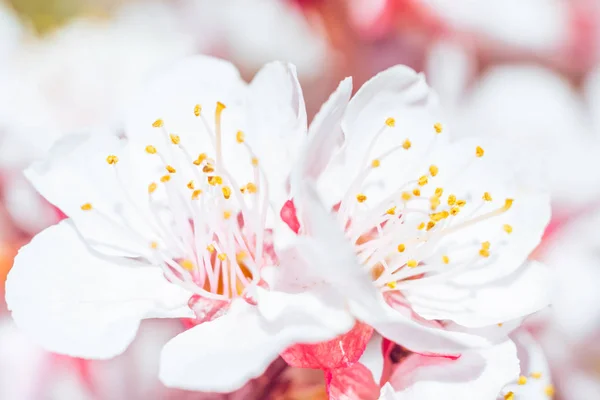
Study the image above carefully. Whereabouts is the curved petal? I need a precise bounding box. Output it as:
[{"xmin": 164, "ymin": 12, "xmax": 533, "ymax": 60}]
[
  {"xmin": 327, "ymin": 362, "xmax": 380, "ymax": 400},
  {"xmin": 6, "ymin": 220, "xmax": 192, "ymax": 359},
  {"xmin": 390, "ymin": 340, "xmax": 518, "ymax": 400},
  {"xmin": 160, "ymin": 291, "xmax": 352, "ymax": 392},
  {"xmin": 404, "ymin": 261, "xmax": 552, "ymax": 327}
]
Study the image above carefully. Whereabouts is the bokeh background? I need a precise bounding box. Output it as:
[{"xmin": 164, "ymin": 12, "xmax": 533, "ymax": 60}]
[{"xmin": 1, "ymin": 0, "xmax": 600, "ymax": 399}]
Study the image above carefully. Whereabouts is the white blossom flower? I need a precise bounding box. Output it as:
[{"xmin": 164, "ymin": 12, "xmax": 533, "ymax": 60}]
[{"xmin": 6, "ymin": 56, "xmax": 354, "ymax": 392}]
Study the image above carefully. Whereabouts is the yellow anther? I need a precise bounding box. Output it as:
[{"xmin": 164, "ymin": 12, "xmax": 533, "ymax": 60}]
[
  {"xmin": 160, "ymin": 175, "xmax": 171, "ymax": 183},
  {"xmin": 80, "ymin": 203, "xmax": 92, "ymax": 211},
  {"xmin": 517, "ymin": 376, "xmax": 528, "ymax": 385},
  {"xmin": 236, "ymin": 251, "xmax": 247, "ymax": 263},
  {"xmin": 191, "ymin": 189, "xmax": 202, "ymax": 200},
  {"xmin": 530, "ymin": 372, "xmax": 542, "ymax": 379},
  {"xmin": 442, "ymin": 255, "xmax": 450, "ymax": 264},
  {"xmin": 217, "ymin": 253, "xmax": 227, "ymax": 261},
  {"xmin": 236, "ymin": 130, "xmax": 245, "ymax": 143},
  {"xmin": 417, "ymin": 222, "xmax": 425, "ymax": 230},
  {"xmin": 222, "ymin": 186, "xmax": 232, "ymax": 199},
  {"xmin": 223, "ymin": 210, "xmax": 232, "ymax": 219},
  {"xmin": 397, "ymin": 244, "xmax": 406, "ymax": 253},
  {"xmin": 503, "ymin": 224, "xmax": 513, "ymax": 234},
  {"xmin": 356, "ymin": 193, "xmax": 367, "ymax": 203},
  {"xmin": 433, "ymin": 122, "xmax": 443, "ymax": 134},
  {"xmin": 483, "ymin": 192, "xmax": 493, "ymax": 201},
  {"xmin": 402, "ymin": 139, "xmax": 412, "ymax": 150},
  {"xmin": 498, "ymin": 323, "xmax": 503, "ymax": 327},
  {"xmin": 429, "ymin": 165, "xmax": 439, "ymax": 177},
  {"xmin": 208, "ymin": 176, "xmax": 223, "ymax": 186},
  {"xmin": 503, "ymin": 198, "xmax": 514, "ymax": 211},
  {"xmin": 145, "ymin": 145, "xmax": 157, "ymax": 154},
  {"xmin": 193, "ymin": 153, "xmax": 208, "ymax": 166},
  {"xmin": 544, "ymin": 384, "xmax": 555, "ymax": 397},
  {"xmin": 385, "ymin": 117, "xmax": 396, "ymax": 127},
  {"xmin": 504, "ymin": 392, "xmax": 514, "ymax": 400},
  {"xmin": 148, "ymin": 182, "xmax": 157, "ymax": 194},
  {"xmin": 106, "ymin": 155, "xmax": 119, "ymax": 165},
  {"xmin": 430, "ymin": 196, "xmax": 441, "ymax": 210},
  {"xmin": 216, "ymin": 101, "xmax": 226, "ymax": 113},
  {"xmin": 169, "ymin": 134, "xmax": 180, "ymax": 145},
  {"xmin": 412, "ymin": 188, "xmax": 421, "ymax": 196},
  {"xmin": 251, "ymin": 157, "xmax": 259, "ymax": 166},
  {"xmin": 386, "ymin": 281, "xmax": 397, "ymax": 289},
  {"xmin": 246, "ymin": 182, "xmax": 258, "ymax": 194},
  {"xmin": 418, "ymin": 175, "xmax": 428, "ymax": 186},
  {"xmin": 194, "ymin": 104, "xmax": 202, "ymax": 117},
  {"xmin": 450, "ymin": 206, "xmax": 460, "ymax": 216},
  {"xmin": 456, "ymin": 200, "xmax": 467, "ymax": 207},
  {"xmin": 481, "ymin": 241, "xmax": 491, "ymax": 250},
  {"xmin": 401, "ymin": 192, "xmax": 412, "ymax": 201},
  {"xmin": 152, "ymin": 119, "xmax": 164, "ymax": 128},
  {"xmin": 447, "ymin": 194, "xmax": 456, "ymax": 206},
  {"xmin": 181, "ymin": 259, "xmax": 194, "ymax": 271},
  {"xmin": 407, "ymin": 259, "xmax": 418, "ymax": 268},
  {"xmin": 386, "ymin": 206, "xmax": 396, "ymax": 215},
  {"xmin": 430, "ymin": 211, "xmax": 449, "ymax": 222},
  {"xmin": 434, "ymin": 187, "xmax": 443, "ymax": 197},
  {"xmin": 202, "ymin": 164, "xmax": 215, "ymax": 174},
  {"xmin": 150, "ymin": 241, "xmax": 158, "ymax": 249},
  {"xmin": 206, "ymin": 244, "xmax": 215, "ymax": 253},
  {"xmin": 371, "ymin": 159, "xmax": 381, "ymax": 168},
  {"xmin": 187, "ymin": 180, "xmax": 194, "ymax": 190},
  {"xmin": 166, "ymin": 165, "xmax": 176, "ymax": 174},
  {"xmin": 426, "ymin": 221, "xmax": 436, "ymax": 231},
  {"xmin": 479, "ymin": 248, "xmax": 490, "ymax": 258},
  {"xmin": 476, "ymin": 146, "xmax": 485, "ymax": 157}
]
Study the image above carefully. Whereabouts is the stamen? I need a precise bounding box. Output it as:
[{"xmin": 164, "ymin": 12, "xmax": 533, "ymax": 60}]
[
  {"xmin": 191, "ymin": 189, "xmax": 202, "ymax": 200},
  {"xmin": 448, "ymin": 194, "xmax": 456, "ymax": 206},
  {"xmin": 148, "ymin": 182, "xmax": 157, "ymax": 193},
  {"xmin": 223, "ymin": 210, "xmax": 232, "ymax": 219},
  {"xmin": 193, "ymin": 153, "xmax": 208, "ymax": 166},
  {"xmin": 203, "ymin": 163, "xmax": 215, "ymax": 173},
  {"xmin": 407, "ymin": 259, "xmax": 418, "ymax": 268},
  {"xmin": 166, "ymin": 165, "xmax": 176, "ymax": 173},
  {"xmin": 530, "ymin": 372, "xmax": 542, "ymax": 379},
  {"xmin": 418, "ymin": 175, "xmax": 428, "ymax": 186},
  {"xmin": 251, "ymin": 157, "xmax": 259, "ymax": 166},
  {"xmin": 206, "ymin": 244, "xmax": 215, "ymax": 253},
  {"xmin": 397, "ymin": 243, "xmax": 406, "ymax": 252},
  {"xmin": 402, "ymin": 139, "xmax": 411, "ymax": 150},
  {"xmin": 187, "ymin": 180, "xmax": 194, "ymax": 189},
  {"xmin": 145, "ymin": 145, "xmax": 157, "ymax": 154},
  {"xmin": 442, "ymin": 255, "xmax": 450, "ymax": 264},
  {"xmin": 160, "ymin": 175, "xmax": 171, "ymax": 183},
  {"xmin": 208, "ymin": 176, "xmax": 223, "ymax": 186},
  {"xmin": 236, "ymin": 130, "xmax": 245, "ymax": 143},
  {"xmin": 106, "ymin": 155, "xmax": 119, "ymax": 165},
  {"xmin": 504, "ymin": 393, "xmax": 514, "ymax": 400},
  {"xmin": 386, "ymin": 206, "xmax": 396, "ymax": 215},
  {"xmin": 371, "ymin": 159, "xmax": 381, "ymax": 168},
  {"xmin": 450, "ymin": 207, "xmax": 460, "ymax": 216},
  {"xmin": 503, "ymin": 198, "xmax": 514, "ymax": 211},
  {"xmin": 386, "ymin": 281, "xmax": 397, "ymax": 289},
  {"xmin": 476, "ymin": 146, "xmax": 485, "ymax": 157},
  {"xmin": 544, "ymin": 385, "xmax": 554, "ymax": 397},
  {"xmin": 412, "ymin": 188, "xmax": 421, "ymax": 196},
  {"xmin": 503, "ymin": 224, "xmax": 513, "ymax": 234},
  {"xmin": 194, "ymin": 104, "xmax": 202, "ymax": 117},
  {"xmin": 217, "ymin": 253, "xmax": 227, "ymax": 261},
  {"xmin": 81, "ymin": 203, "xmax": 93, "ymax": 211},
  {"xmin": 429, "ymin": 165, "xmax": 439, "ymax": 176},
  {"xmin": 215, "ymin": 102, "xmax": 226, "ymax": 164},
  {"xmin": 456, "ymin": 199, "xmax": 467, "ymax": 207},
  {"xmin": 434, "ymin": 187, "xmax": 443, "ymax": 197},
  {"xmin": 152, "ymin": 119, "xmax": 164, "ymax": 128},
  {"xmin": 222, "ymin": 186, "xmax": 232, "ymax": 199},
  {"xmin": 401, "ymin": 192, "xmax": 412, "ymax": 201},
  {"xmin": 150, "ymin": 241, "xmax": 159, "ymax": 249},
  {"xmin": 433, "ymin": 122, "xmax": 443, "ymax": 134},
  {"xmin": 356, "ymin": 193, "xmax": 367, "ymax": 203},
  {"xmin": 482, "ymin": 192, "xmax": 493, "ymax": 201},
  {"xmin": 169, "ymin": 134, "xmax": 180, "ymax": 145},
  {"xmin": 385, "ymin": 117, "xmax": 395, "ymax": 127},
  {"xmin": 245, "ymin": 183, "xmax": 258, "ymax": 193},
  {"xmin": 180, "ymin": 259, "xmax": 195, "ymax": 271},
  {"xmin": 517, "ymin": 376, "xmax": 527, "ymax": 385}
]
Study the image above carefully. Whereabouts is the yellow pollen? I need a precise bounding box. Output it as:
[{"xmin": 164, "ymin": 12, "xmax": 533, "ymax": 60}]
[
  {"xmin": 450, "ymin": 206, "xmax": 460, "ymax": 216},
  {"xmin": 479, "ymin": 248, "xmax": 490, "ymax": 258},
  {"xmin": 386, "ymin": 281, "xmax": 397, "ymax": 289},
  {"xmin": 106, "ymin": 155, "xmax": 119, "ymax": 165},
  {"xmin": 429, "ymin": 165, "xmax": 439, "ymax": 176},
  {"xmin": 216, "ymin": 101, "xmax": 226, "ymax": 113},
  {"xmin": 356, "ymin": 193, "xmax": 367, "ymax": 203},
  {"xmin": 148, "ymin": 182, "xmax": 157, "ymax": 193},
  {"xmin": 223, "ymin": 210, "xmax": 232, "ymax": 219},
  {"xmin": 481, "ymin": 241, "xmax": 491, "ymax": 250},
  {"xmin": 434, "ymin": 122, "xmax": 443, "ymax": 134},
  {"xmin": 187, "ymin": 180, "xmax": 194, "ymax": 189},
  {"xmin": 430, "ymin": 211, "xmax": 449, "ymax": 222},
  {"xmin": 530, "ymin": 372, "xmax": 542, "ymax": 379},
  {"xmin": 498, "ymin": 323, "xmax": 503, "ymax": 327},
  {"xmin": 169, "ymin": 134, "xmax": 180, "ymax": 145},
  {"xmin": 217, "ymin": 253, "xmax": 227, "ymax": 261},
  {"xmin": 246, "ymin": 182, "xmax": 258, "ymax": 194},
  {"xmin": 504, "ymin": 392, "xmax": 514, "ymax": 400},
  {"xmin": 222, "ymin": 186, "xmax": 232, "ymax": 199},
  {"xmin": 202, "ymin": 164, "xmax": 215, "ymax": 173},
  {"xmin": 456, "ymin": 199, "xmax": 467, "ymax": 207},
  {"xmin": 191, "ymin": 189, "xmax": 202, "ymax": 199},
  {"xmin": 448, "ymin": 194, "xmax": 457, "ymax": 206},
  {"xmin": 503, "ymin": 198, "xmax": 514, "ymax": 211},
  {"xmin": 194, "ymin": 104, "xmax": 202, "ymax": 117},
  {"xmin": 545, "ymin": 385, "xmax": 555, "ymax": 397},
  {"xmin": 150, "ymin": 241, "xmax": 158, "ymax": 249},
  {"xmin": 236, "ymin": 251, "xmax": 247, "ymax": 263},
  {"xmin": 386, "ymin": 206, "xmax": 396, "ymax": 215},
  {"xmin": 152, "ymin": 119, "xmax": 164, "ymax": 128},
  {"xmin": 80, "ymin": 203, "xmax": 92, "ymax": 211},
  {"xmin": 418, "ymin": 175, "xmax": 428, "ymax": 186},
  {"xmin": 402, "ymin": 139, "xmax": 412, "ymax": 150},
  {"xmin": 442, "ymin": 255, "xmax": 450, "ymax": 264},
  {"xmin": 208, "ymin": 175, "xmax": 223, "ymax": 186},
  {"xmin": 181, "ymin": 259, "xmax": 194, "ymax": 271},
  {"xmin": 145, "ymin": 145, "xmax": 157, "ymax": 154},
  {"xmin": 430, "ymin": 196, "xmax": 441, "ymax": 210},
  {"xmin": 434, "ymin": 187, "xmax": 443, "ymax": 197},
  {"xmin": 476, "ymin": 146, "xmax": 485, "ymax": 157},
  {"xmin": 417, "ymin": 222, "xmax": 425, "ymax": 230},
  {"xmin": 518, "ymin": 376, "xmax": 527, "ymax": 385},
  {"xmin": 407, "ymin": 259, "xmax": 418, "ymax": 268},
  {"xmin": 503, "ymin": 224, "xmax": 513, "ymax": 234},
  {"xmin": 236, "ymin": 130, "xmax": 245, "ymax": 143},
  {"xmin": 385, "ymin": 117, "xmax": 395, "ymax": 127},
  {"xmin": 166, "ymin": 165, "xmax": 176, "ymax": 174},
  {"xmin": 412, "ymin": 188, "xmax": 421, "ymax": 196},
  {"xmin": 251, "ymin": 157, "xmax": 259, "ymax": 166},
  {"xmin": 426, "ymin": 221, "xmax": 436, "ymax": 231},
  {"xmin": 160, "ymin": 175, "xmax": 171, "ymax": 183},
  {"xmin": 206, "ymin": 244, "xmax": 215, "ymax": 253},
  {"xmin": 483, "ymin": 192, "xmax": 493, "ymax": 201},
  {"xmin": 371, "ymin": 159, "xmax": 381, "ymax": 168},
  {"xmin": 401, "ymin": 192, "xmax": 412, "ymax": 201},
  {"xmin": 397, "ymin": 244, "xmax": 406, "ymax": 253},
  {"xmin": 193, "ymin": 153, "xmax": 208, "ymax": 166}
]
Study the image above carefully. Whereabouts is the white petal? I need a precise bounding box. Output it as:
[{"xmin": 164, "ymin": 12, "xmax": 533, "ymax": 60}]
[
  {"xmin": 391, "ymin": 340, "xmax": 519, "ymax": 400},
  {"xmin": 6, "ymin": 220, "xmax": 192, "ymax": 359},
  {"xmin": 160, "ymin": 292, "xmax": 351, "ymax": 392},
  {"xmin": 404, "ymin": 261, "xmax": 552, "ymax": 327},
  {"xmin": 359, "ymin": 334, "xmax": 384, "ymax": 384}
]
